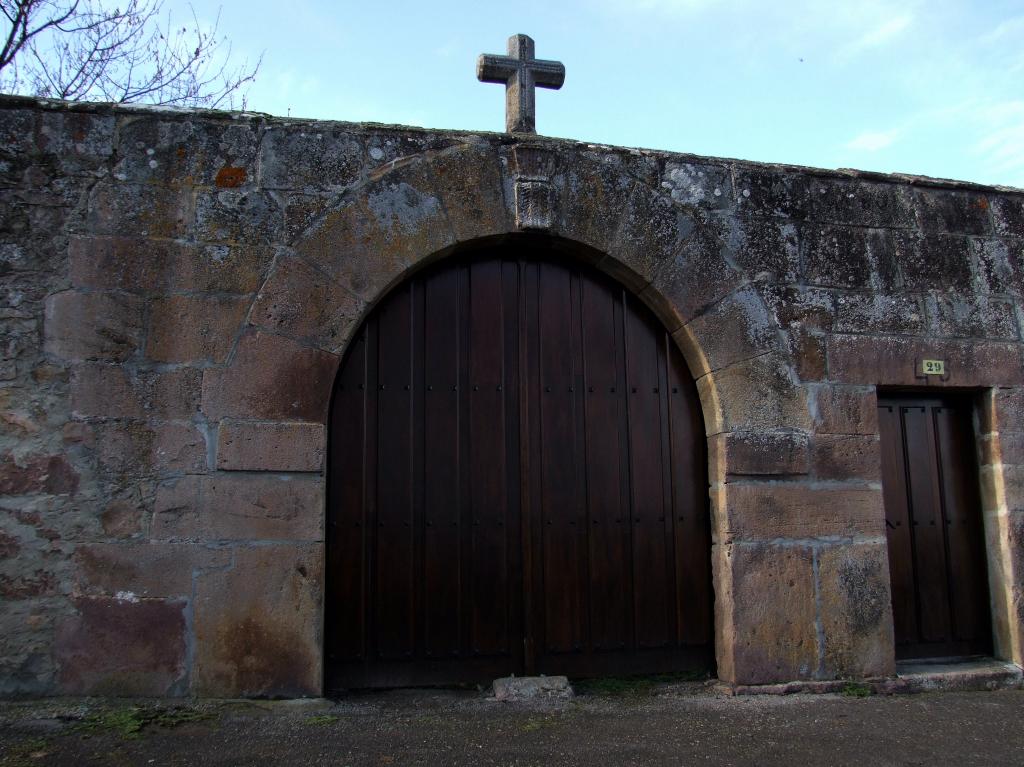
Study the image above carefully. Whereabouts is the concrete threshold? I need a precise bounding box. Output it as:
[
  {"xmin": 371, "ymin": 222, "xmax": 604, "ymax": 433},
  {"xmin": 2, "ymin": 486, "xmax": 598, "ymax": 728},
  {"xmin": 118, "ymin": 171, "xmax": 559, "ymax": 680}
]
[
  {"xmin": 721, "ymin": 657, "xmax": 1023, "ymax": 696},
  {"xmin": 883, "ymin": 657, "xmax": 1024, "ymax": 694}
]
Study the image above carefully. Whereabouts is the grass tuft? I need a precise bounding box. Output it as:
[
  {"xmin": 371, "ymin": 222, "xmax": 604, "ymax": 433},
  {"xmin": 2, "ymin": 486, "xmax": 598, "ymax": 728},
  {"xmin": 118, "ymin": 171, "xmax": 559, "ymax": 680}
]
[{"xmin": 76, "ymin": 705, "xmax": 212, "ymax": 739}]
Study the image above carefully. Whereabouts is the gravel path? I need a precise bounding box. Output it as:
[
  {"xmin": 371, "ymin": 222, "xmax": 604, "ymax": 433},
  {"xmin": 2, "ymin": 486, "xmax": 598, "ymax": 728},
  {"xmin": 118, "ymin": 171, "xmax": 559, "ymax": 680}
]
[{"xmin": 2, "ymin": 684, "xmax": 1022, "ymax": 766}]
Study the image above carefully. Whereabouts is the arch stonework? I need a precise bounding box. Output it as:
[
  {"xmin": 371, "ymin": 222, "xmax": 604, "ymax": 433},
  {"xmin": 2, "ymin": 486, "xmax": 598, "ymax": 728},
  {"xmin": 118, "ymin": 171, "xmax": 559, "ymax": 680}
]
[
  {"xmin": 26, "ymin": 100, "xmax": 1024, "ymax": 699},
  {"xmin": 203, "ymin": 142, "xmax": 876, "ymax": 693}
]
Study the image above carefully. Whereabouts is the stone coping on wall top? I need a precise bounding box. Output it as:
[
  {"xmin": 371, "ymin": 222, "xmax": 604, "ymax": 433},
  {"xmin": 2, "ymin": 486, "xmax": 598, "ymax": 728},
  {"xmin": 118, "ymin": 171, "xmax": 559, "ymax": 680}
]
[{"xmin": 3, "ymin": 93, "xmax": 1022, "ymax": 197}]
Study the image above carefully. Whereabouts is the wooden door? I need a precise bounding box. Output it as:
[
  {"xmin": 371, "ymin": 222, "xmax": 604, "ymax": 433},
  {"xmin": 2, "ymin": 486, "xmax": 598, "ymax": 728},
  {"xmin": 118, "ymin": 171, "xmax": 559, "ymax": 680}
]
[
  {"xmin": 326, "ymin": 248, "xmax": 712, "ymax": 690},
  {"xmin": 878, "ymin": 394, "xmax": 991, "ymax": 660}
]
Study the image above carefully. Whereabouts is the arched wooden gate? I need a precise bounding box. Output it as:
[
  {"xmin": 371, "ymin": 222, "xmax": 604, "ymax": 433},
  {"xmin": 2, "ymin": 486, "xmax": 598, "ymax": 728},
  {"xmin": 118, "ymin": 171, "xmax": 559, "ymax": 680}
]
[{"xmin": 326, "ymin": 243, "xmax": 712, "ymax": 689}]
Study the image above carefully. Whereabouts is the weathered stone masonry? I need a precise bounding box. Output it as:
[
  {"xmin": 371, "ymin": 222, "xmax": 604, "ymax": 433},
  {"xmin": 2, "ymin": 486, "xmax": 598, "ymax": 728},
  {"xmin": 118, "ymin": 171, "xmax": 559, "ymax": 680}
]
[{"xmin": 1, "ymin": 94, "xmax": 1023, "ymax": 697}]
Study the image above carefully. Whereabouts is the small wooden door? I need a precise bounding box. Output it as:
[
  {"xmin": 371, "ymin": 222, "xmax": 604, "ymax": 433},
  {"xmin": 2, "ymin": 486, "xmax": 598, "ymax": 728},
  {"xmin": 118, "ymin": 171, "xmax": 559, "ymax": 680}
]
[
  {"xmin": 325, "ymin": 247, "xmax": 712, "ymax": 690},
  {"xmin": 877, "ymin": 394, "xmax": 991, "ymax": 660}
]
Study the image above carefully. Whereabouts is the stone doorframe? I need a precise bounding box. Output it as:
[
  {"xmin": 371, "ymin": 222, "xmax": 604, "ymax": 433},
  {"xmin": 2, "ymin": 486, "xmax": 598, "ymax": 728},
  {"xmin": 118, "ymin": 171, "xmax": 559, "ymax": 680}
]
[{"xmin": 194, "ymin": 141, "xmax": 1023, "ymax": 695}]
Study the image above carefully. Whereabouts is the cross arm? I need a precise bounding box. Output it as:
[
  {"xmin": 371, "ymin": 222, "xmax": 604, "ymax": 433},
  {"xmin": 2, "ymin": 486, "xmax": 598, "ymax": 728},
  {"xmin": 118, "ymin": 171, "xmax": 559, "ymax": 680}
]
[
  {"xmin": 529, "ymin": 59, "xmax": 565, "ymax": 89},
  {"xmin": 477, "ymin": 54, "xmax": 518, "ymax": 83}
]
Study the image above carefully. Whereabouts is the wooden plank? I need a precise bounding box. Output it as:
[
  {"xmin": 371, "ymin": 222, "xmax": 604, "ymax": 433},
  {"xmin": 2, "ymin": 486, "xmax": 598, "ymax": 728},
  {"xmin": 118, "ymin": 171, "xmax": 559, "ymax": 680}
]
[
  {"xmin": 902, "ymin": 404, "xmax": 952, "ymax": 644},
  {"xmin": 422, "ymin": 268, "xmax": 462, "ymax": 659},
  {"xmin": 667, "ymin": 340, "xmax": 711, "ymax": 646},
  {"xmin": 934, "ymin": 405, "xmax": 990, "ymax": 646},
  {"xmin": 623, "ymin": 298, "xmax": 671, "ymax": 649},
  {"xmin": 580, "ymin": 274, "xmax": 630, "ymax": 651},
  {"xmin": 327, "ymin": 327, "xmax": 367, "ymax": 662},
  {"xmin": 374, "ymin": 284, "xmax": 415, "ymax": 659},
  {"xmin": 537, "ymin": 261, "xmax": 584, "ymax": 654},
  {"xmin": 467, "ymin": 258, "xmax": 510, "ymax": 656},
  {"xmin": 877, "ymin": 400, "xmax": 918, "ymax": 650}
]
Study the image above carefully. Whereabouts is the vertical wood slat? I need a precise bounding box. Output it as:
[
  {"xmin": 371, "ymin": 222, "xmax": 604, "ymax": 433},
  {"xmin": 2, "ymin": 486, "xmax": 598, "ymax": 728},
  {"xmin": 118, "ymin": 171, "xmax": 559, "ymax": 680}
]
[
  {"xmin": 624, "ymin": 302, "xmax": 671, "ymax": 648},
  {"xmin": 468, "ymin": 260, "xmax": 510, "ymax": 655},
  {"xmin": 902, "ymin": 405, "xmax": 952, "ymax": 644},
  {"xmin": 878, "ymin": 402, "xmax": 919, "ymax": 648},
  {"xmin": 374, "ymin": 285, "xmax": 415, "ymax": 659},
  {"xmin": 538, "ymin": 262, "xmax": 584, "ymax": 654},
  {"xmin": 328, "ymin": 329, "xmax": 367, "ymax": 661},
  {"xmin": 934, "ymin": 406, "xmax": 989, "ymax": 643},
  {"xmin": 668, "ymin": 340, "xmax": 711, "ymax": 645},
  {"xmin": 422, "ymin": 269, "xmax": 461, "ymax": 658},
  {"xmin": 581, "ymin": 276, "xmax": 629, "ymax": 651}
]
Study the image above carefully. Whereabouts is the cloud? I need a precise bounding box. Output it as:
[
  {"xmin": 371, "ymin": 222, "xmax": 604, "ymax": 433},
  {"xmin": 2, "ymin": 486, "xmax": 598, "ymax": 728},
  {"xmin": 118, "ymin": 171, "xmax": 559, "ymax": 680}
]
[
  {"xmin": 971, "ymin": 100, "xmax": 1024, "ymax": 176},
  {"xmin": 845, "ymin": 129, "xmax": 901, "ymax": 151},
  {"xmin": 836, "ymin": 12, "xmax": 913, "ymax": 59},
  {"xmin": 593, "ymin": 0, "xmax": 720, "ymax": 15}
]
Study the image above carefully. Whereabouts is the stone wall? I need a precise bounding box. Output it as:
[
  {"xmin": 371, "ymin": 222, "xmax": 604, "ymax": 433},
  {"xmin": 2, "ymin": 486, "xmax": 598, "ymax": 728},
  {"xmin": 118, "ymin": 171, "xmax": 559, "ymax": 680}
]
[{"xmin": 2, "ymin": 95, "xmax": 1023, "ymax": 697}]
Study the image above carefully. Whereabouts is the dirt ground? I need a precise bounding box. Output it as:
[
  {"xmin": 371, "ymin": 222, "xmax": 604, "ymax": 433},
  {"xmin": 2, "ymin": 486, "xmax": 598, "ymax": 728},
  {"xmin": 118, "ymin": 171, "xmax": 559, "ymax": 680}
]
[{"xmin": 1, "ymin": 681, "xmax": 1023, "ymax": 766}]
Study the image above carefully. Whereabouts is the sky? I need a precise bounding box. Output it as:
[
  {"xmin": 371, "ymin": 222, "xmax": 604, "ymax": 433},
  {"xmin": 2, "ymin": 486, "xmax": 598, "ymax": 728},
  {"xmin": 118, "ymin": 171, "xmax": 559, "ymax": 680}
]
[{"xmin": 168, "ymin": 0, "xmax": 1024, "ymax": 188}]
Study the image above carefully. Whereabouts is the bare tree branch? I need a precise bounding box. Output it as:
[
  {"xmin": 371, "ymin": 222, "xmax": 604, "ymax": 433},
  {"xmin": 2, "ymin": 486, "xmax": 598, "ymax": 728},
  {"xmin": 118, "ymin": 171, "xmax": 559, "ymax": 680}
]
[{"xmin": 0, "ymin": 0, "xmax": 260, "ymax": 108}]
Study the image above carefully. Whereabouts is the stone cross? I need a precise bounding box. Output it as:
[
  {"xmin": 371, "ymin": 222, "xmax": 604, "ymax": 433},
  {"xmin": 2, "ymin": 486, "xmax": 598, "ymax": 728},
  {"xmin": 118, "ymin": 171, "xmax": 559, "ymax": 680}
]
[{"xmin": 477, "ymin": 34, "xmax": 565, "ymax": 134}]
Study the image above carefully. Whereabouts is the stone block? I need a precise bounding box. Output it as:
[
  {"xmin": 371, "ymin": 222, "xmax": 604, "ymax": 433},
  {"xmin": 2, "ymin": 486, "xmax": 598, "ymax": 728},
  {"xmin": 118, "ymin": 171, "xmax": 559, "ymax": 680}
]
[
  {"xmin": 708, "ymin": 431, "xmax": 810, "ymax": 477},
  {"xmin": 429, "ymin": 144, "xmax": 512, "ymax": 242},
  {"xmin": 69, "ymin": 236, "xmax": 273, "ymax": 294},
  {"xmin": 676, "ymin": 285, "xmax": 779, "ymax": 377},
  {"xmin": 84, "ymin": 180, "xmax": 193, "ymax": 238},
  {"xmin": 492, "ymin": 675, "xmax": 574, "ymax": 700},
  {"xmin": 249, "ymin": 252, "xmax": 365, "ymax": 353},
  {"xmin": 811, "ymin": 434, "xmax": 881, "ymax": 481},
  {"xmin": 44, "ymin": 291, "xmax": 144, "ymax": 362},
  {"xmin": 761, "ymin": 285, "xmax": 835, "ymax": 331},
  {"xmin": 970, "ymin": 237, "xmax": 1022, "ymax": 296},
  {"xmin": 827, "ymin": 335, "xmax": 1024, "ymax": 387},
  {"xmin": 217, "ymin": 420, "xmax": 325, "ymax": 472},
  {"xmin": 802, "ymin": 225, "xmax": 899, "ymax": 291},
  {"xmin": 814, "ymin": 385, "xmax": 877, "ymax": 435},
  {"xmin": 0, "ymin": 600, "xmax": 59, "ymax": 696},
  {"xmin": 36, "ymin": 110, "xmax": 115, "ymax": 176},
  {"xmin": 612, "ymin": 183, "xmax": 697, "ymax": 288},
  {"xmin": 732, "ymin": 166, "xmax": 811, "ymax": 220},
  {"xmin": 283, "ymin": 192, "xmax": 335, "ymax": 243},
  {"xmin": 100, "ymin": 499, "xmax": 144, "ymax": 538},
  {"xmin": 698, "ymin": 353, "xmax": 811, "ymax": 436},
  {"xmin": 153, "ymin": 473, "xmax": 323, "ymax": 541},
  {"xmin": 719, "ymin": 216, "xmax": 800, "ymax": 283},
  {"xmin": 259, "ymin": 126, "xmax": 365, "ymax": 191},
  {"xmin": 894, "ymin": 232, "xmax": 973, "ymax": 292},
  {"xmin": 713, "ymin": 483, "xmax": 884, "ymax": 541},
  {"xmin": 71, "ymin": 363, "xmax": 200, "ymax": 419},
  {"xmin": 0, "ymin": 108, "xmax": 38, "ymax": 157},
  {"xmin": 913, "ymin": 189, "xmax": 993, "ymax": 236},
  {"xmin": 0, "ymin": 451, "xmax": 79, "ymax": 496},
  {"xmin": 555, "ymin": 155, "xmax": 636, "ymax": 266},
  {"xmin": 807, "ymin": 179, "xmax": 916, "ymax": 229},
  {"xmin": 993, "ymin": 387, "xmax": 1024, "ymax": 433},
  {"xmin": 725, "ymin": 542, "xmax": 819, "ymax": 684},
  {"xmin": 194, "ymin": 544, "xmax": 323, "ymax": 697},
  {"xmin": 201, "ymin": 331, "xmax": 339, "ymax": 421},
  {"xmin": 991, "ymin": 196, "xmax": 1024, "ymax": 238},
  {"xmin": 147, "ymin": 294, "xmax": 250, "ymax": 364},
  {"xmin": 788, "ymin": 327, "xmax": 827, "ymax": 382},
  {"xmin": 296, "ymin": 158, "xmax": 455, "ymax": 298},
  {"xmin": 834, "ymin": 292, "xmax": 926, "ymax": 335},
  {"xmin": 93, "ymin": 422, "xmax": 207, "ymax": 476},
  {"xmin": 55, "ymin": 596, "xmax": 187, "ymax": 696},
  {"xmin": 113, "ymin": 117, "xmax": 259, "ymax": 187},
  {"xmin": 817, "ymin": 544, "xmax": 895, "ymax": 678},
  {"xmin": 195, "ymin": 189, "xmax": 284, "ymax": 246},
  {"xmin": 925, "ymin": 295, "xmax": 1018, "ymax": 340},
  {"xmin": 661, "ymin": 161, "xmax": 734, "ymax": 211},
  {"xmin": 74, "ymin": 542, "xmax": 229, "ymax": 598}
]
